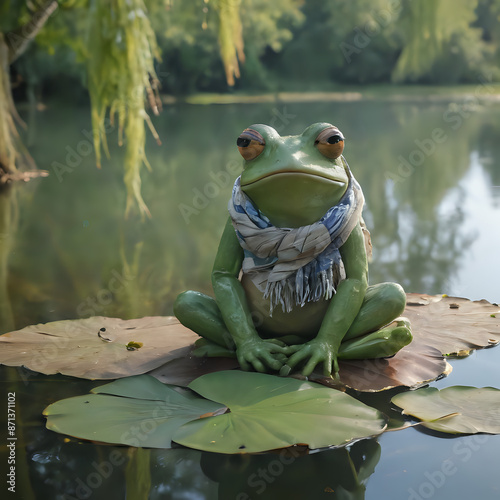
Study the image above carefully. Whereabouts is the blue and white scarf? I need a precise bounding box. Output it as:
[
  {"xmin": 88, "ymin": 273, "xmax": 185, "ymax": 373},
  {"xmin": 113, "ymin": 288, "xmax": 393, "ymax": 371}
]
[{"xmin": 228, "ymin": 158, "xmax": 366, "ymax": 314}]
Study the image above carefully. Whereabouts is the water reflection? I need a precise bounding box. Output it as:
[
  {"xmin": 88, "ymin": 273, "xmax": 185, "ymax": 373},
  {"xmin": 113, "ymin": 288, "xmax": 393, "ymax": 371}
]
[
  {"xmin": 1, "ymin": 99, "xmax": 499, "ymax": 335},
  {"xmin": 1, "ymin": 96, "xmax": 500, "ymax": 497},
  {"xmin": 198, "ymin": 440, "xmax": 380, "ymax": 500},
  {"xmin": 26, "ymin": 431, "xmax": 381, "ymax": 500}
]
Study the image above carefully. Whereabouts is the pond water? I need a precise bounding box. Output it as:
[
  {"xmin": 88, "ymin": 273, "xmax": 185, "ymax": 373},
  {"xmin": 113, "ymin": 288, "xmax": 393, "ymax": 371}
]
[{"xmin": 1, "ymin": 94, "xmax": 500, "ymax": 499}]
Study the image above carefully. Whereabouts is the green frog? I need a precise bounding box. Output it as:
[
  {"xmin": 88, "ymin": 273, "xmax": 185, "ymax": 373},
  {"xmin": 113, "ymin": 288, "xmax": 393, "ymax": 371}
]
[{"xmin": 174, "ymin": 122, "xmax": 412, "ymax": 377}]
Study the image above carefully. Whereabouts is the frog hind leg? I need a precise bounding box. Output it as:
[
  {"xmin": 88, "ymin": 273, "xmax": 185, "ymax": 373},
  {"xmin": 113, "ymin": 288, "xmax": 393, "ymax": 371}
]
[
  {"xmin": 339, "ymin": 318, "xmax": 412, "ymax": 360},
  {"xmin": 339, "ymin": 282, "xmax": 412, "ymax": 359},
  {"xmin": 173, "ymin": 291, "xmax": 236, "ymax": 353}
]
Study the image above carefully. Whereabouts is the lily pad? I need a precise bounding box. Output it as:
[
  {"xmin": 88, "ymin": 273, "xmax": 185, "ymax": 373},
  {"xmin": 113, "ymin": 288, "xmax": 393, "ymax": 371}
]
[
  {"xmin": 405, "ymin": 294, "xmax": 500, "ymax": 356},
  {"xmin": 311, "ymin": 342, "xmax": 450, "ymax": 392},
  {"xmin": 149, "ymin": 354, "xmax": 240, "ymax": 387},
  {"xmin": 0, "ymin": 316, "xmax": 199, "ymax": 379},
  {"xmin": 391, "ymin": 386, "xmax": 500, "ymax": 434},
  {"xmin": 149, "ymin": 340, "xmax": 450, "ymax": 393},
  {"xmin": 43, "ymin": 375, "xmax": 225, "ymax": 448},
  {"xmin": 4, "ymin": 291, "xmax": 496, "ymax": 387},
  {"xmin": 174, "ymin": 371, "xmax": 387, "ymax": 453},
  {"xmin": 44, "ymin": 371, "xmax": 387, "ymax": 453}
]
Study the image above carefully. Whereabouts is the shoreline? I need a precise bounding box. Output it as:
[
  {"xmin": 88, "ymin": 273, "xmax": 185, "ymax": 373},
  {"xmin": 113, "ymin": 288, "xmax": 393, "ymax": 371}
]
[{"xmin": 162, "ymin": 85, "xmax": 500, "ymax": 105}]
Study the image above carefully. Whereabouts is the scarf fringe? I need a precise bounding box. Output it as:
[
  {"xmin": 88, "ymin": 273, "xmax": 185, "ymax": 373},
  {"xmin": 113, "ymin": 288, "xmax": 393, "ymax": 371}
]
[{"xmin": 264, "ymin": 264, "xmax": 342, "ymax": 315}]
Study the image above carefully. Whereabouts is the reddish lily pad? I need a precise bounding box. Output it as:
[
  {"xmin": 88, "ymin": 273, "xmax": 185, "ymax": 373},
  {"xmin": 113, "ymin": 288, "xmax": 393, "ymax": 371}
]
[
  {"xmin": 149, "ymin": 341, "xmax": 450, "ymax": 393},
  {"xmin": 0, "ymin": 316, "xmax": 198, "ymax": 379},
  {"xmin": 2, "ymin": 292, "xmax": 497, "ymax": 388},
  {"xmin": 310, "ymin": 342, "xmax": 451, "ymax": 392},
  {"xmin": 404, "ymin": 294, "xmax": 500, "ymax": 356}
]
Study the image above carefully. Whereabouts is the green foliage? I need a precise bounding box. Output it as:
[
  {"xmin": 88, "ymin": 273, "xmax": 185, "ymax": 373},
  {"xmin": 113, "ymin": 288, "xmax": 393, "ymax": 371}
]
[
  {"xmin": 86, "ymin": 0, "xmax": 161, "ymax": 218},
  {"xmin": 215, "ymin": 0, "xmax": 245, "ymax": 86},
  {"xmin": 392, "ymin": 0, "xmax": 487, "ymax": 83}
]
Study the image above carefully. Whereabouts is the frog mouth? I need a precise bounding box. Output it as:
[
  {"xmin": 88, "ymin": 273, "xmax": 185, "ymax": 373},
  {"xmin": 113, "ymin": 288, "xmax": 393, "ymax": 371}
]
[{"xmin": 241, "ymin": 170, "xmax": 347, "ymax": 187}]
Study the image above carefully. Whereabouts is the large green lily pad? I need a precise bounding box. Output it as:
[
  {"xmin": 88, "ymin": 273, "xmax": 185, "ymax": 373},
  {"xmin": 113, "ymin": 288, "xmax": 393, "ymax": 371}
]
[
  {"xmin": 405, "ymin": 294, "xmax": 500, "ymax": 356},
  {"xmin": 44, "ymin": 371, "xmax": 387, "ymax": 453},
  {"xmin": 174, "ymin": 371, "xmax": 387, "ymax": 453},
  {"xmin": 391, "ymin": 386, "xmax": 500, "ymax": 434},
  {"xmin": 0, "ymin": 316, "xmax": 199, "ymax": 379},
  {"xmin": 44, "ymin": 374, "xmax": 225, "ymax": 448}
]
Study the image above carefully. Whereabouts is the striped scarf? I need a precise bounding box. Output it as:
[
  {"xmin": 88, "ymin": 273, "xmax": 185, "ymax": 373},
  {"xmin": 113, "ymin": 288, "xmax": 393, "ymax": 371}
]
[{"xmin": 228, "ymin": 159, "xmax": 365, "ymax": 314}]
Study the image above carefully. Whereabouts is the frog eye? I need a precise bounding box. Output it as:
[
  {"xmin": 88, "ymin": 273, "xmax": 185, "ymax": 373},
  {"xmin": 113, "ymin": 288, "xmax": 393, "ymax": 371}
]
[
  {"xmin": 315, "ymin": 127, "xmax": 345, "ymax": 159},
  {"xmin": 237, "ymin": 129, "xmax": 265, "ymax": 161}
]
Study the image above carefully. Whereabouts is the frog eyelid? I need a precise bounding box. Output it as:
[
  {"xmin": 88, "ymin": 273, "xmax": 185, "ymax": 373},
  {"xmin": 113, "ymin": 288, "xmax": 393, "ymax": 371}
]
[
  {"xmin": 237, "ymin": 128, "xmax": 266, "ymax": 161},
  {"xmin": 314, "ymin": 126, "xmax": 345, "ymax": 159}
]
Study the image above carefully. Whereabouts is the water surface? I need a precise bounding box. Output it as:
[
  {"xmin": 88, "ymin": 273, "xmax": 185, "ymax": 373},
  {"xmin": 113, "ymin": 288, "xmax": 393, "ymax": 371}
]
[{"xmin": 1, "ymin": 95, "xmax": 499, "ymax": 499}]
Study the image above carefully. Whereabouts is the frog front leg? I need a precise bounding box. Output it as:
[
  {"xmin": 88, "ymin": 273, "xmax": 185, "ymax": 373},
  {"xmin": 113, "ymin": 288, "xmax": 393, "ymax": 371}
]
[
  {"xmin": 285, "ymin": 223, "xmax": 369, "ymax": 377},
  {"xmin": 285, "ymin": 223, "xmax": 412, "ymax": 376},
  {"xmin": 175, "ymin": 218, "xmax": 288, "ymax": 373}
]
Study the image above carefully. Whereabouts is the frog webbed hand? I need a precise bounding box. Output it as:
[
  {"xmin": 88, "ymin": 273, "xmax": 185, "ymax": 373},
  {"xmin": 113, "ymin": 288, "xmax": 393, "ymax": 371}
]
[
  {"xmin": 283, "ymin": 340, "xmax": 340, "ymax": 377},
  {"xmin": 236, "ymin": 338, "xmax": 288, "ymax": 373}
]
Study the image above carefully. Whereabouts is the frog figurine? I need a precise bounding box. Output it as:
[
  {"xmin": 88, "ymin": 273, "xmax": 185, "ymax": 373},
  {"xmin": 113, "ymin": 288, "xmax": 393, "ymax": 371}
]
[{"xmin": 174, "ymin": 123, "xmax": 412, "ymax": 377}]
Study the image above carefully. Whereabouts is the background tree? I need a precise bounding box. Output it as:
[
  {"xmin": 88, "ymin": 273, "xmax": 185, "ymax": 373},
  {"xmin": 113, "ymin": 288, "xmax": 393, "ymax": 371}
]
[
  {"xmin": 0, "ymin": 0, "xmax": 57, "ymax": 181},
  {"xmin": 2, "ymin": 0, "xmax": 500, "ymax": 212}
]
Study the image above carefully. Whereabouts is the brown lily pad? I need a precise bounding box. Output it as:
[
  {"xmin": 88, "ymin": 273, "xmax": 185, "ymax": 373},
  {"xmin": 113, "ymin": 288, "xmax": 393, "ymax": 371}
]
[
  {"xmin": 148, "ymin": 354, "xmax": 240, "ymax": 387},
  {"xmin": 2, "ymin": 292, "xmax": 497, "ymax": 388},
  {"xmin": 404, "ymin": 294, "xmax": 500, "ymax": 356},
  {"xmin": 0, "ymin": 316, "xmax": 199, "ymax": 379},
  {"xmin": 147, "ymin": 340, "xmax": 449, "ymax": 393},
  {"xmin": 309, "ymin": 342, "xmax": 451, "ymax": 392}
]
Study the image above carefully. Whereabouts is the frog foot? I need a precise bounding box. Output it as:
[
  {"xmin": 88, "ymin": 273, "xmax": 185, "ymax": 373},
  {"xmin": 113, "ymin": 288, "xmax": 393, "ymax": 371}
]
[
  {"xmin": 338, "ymin": 319, "xmax": 412, "ymax": 360},
  {"xmin": 192, "ymin": 338, "xmax": 236, "ymax": 358}
]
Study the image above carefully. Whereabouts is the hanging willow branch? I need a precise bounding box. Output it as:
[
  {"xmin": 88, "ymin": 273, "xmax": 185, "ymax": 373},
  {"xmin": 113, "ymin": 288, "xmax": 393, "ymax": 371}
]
[
  {"xmin": 86, "ymin": 0, "xmax": 162, "ymax": 219},
  {"xmin": 214, "ymin": 0, "xmax": 245, "ymax": 86}
]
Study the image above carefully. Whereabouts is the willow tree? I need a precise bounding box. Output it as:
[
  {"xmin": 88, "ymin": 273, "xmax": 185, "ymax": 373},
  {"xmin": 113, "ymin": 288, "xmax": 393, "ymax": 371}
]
[
  {"xmin": 392, "ymin": 0, "xmax": 484, "ymax": 82},
  {"xmin": 0, "ymin": 0, "xmax": 245, "ymax": 216},
  {"xmin": 0, "ymin": 0, "xmax": 57, "ymax": 182}
]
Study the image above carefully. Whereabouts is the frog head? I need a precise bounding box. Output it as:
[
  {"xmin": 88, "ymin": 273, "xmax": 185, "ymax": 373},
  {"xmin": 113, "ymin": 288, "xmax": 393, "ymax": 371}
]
[{"xmin": 237, "ymin": 122, "xmax": 349, "ymax": 228}]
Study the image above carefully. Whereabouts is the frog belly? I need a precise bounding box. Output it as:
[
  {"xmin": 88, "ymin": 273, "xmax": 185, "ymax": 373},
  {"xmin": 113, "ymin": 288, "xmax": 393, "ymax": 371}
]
[{"xmin": 240, "ymin": 273, "xmax": 330, "ymax": 339}]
